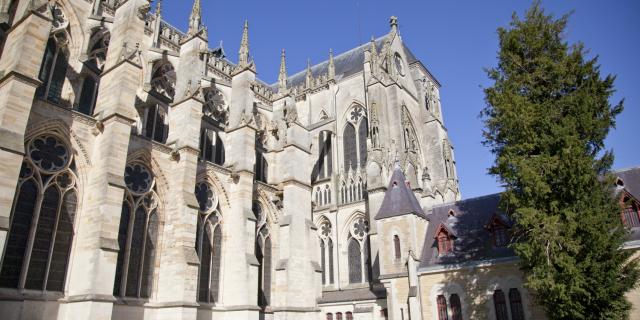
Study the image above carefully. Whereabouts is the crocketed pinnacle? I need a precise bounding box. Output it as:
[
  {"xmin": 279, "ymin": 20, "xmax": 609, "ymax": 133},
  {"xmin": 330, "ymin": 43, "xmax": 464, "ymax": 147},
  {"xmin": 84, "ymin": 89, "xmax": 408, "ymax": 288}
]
[
  {"xmin": 188, "ymin": 0, "xmax": 201, "ymax": 34},
  {"xmin": 238, "ymin": 20, "xmax": 251, "ymax": 67},
  {"xmin": 278, "ymin": 49, "xmax": 287, "ymax": 92}
]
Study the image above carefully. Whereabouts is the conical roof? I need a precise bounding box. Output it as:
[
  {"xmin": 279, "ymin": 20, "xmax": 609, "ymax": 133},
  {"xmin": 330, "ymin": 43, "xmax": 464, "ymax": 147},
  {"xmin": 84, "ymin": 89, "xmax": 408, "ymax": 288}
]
[{"xmin": 375, "ymin": 164, "xmax": 427, "ymax": 220}]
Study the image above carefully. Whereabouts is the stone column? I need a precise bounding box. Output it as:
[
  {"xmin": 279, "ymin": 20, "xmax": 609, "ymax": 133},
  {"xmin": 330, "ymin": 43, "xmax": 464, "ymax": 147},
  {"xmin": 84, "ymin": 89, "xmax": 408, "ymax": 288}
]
[
  {"xmin": 0, "ymin": 5, "xmax": 50, "ymax": 261},
  {"xmin": 217, "ymin": 66, "xmax": 260, "ymax": 319},
  {"xmin": 272, "ymin": 123, "xmax": 320, "ymax": 320},
  {"xmin": 407, "ymin": 252, "xmax": 423, "ymax": 320},
  {"xmin": 61, "ymin": 1, "xmax": 148, "ymax": 319},
  {"xmin": 150, "ymin": 97, "xmax": 202, "ymax": 320}
]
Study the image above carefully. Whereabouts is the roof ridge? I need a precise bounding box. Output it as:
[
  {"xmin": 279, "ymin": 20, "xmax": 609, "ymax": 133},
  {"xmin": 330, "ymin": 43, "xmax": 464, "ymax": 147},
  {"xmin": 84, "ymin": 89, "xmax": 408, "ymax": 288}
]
[
  {"xmin": 613, "ymin": 166, "xmax": 640, "ymax": 173},
  {"xmin": 427, "ymin": 193, "xmax": 501, "ymax": 211}
]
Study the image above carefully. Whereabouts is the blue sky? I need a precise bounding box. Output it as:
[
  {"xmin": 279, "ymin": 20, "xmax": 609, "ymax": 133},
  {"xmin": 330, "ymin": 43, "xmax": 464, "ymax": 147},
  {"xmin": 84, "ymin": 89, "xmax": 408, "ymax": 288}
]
[{"xmin": 158, "ymin": 0, "xmax": 639, "ymax": 199}]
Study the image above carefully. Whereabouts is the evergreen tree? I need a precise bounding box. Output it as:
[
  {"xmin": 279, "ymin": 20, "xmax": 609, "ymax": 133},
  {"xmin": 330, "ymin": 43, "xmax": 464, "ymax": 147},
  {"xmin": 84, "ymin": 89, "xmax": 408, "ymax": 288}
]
[{"xmin": 482, "ymin": 2, "xmax": 639, "ymax": 319}]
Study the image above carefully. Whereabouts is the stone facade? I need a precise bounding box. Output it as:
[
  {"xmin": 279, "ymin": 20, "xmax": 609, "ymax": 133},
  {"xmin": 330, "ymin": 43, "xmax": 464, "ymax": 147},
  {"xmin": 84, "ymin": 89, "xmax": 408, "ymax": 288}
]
[{"xmin": 0, "ymin": 1, "xmax": 637, "ymax": 320}]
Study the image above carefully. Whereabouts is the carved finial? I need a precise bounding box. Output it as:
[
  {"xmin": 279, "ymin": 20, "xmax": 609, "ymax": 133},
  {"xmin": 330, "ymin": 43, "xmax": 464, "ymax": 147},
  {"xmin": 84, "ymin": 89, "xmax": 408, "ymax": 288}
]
[
  {"xmin": 156, "ymin": 0, "xmax": 162, "ymax": 16},
  {"xmin": 278, "ymin": 49, "xmax": 287, "ymax": 93},
  {"xmin": 390, "ymin": 15, "xmax": 398, "ymax": 33},
  {"xmin": 188, "ymin": 0, "xmax": 202, "ymax": 34},
  {"xmin": 305, "ymin": 58, "xmax": 313, "ymax": 88},
  {"xmin": 328, "ymin": 48, "xmax": 335, "ymax": 80},
  {"xmin": 369, "ymin": 36, "xmax": 378, "ymax": 68},
  {"xmin": 238, "ymin": 20, "xmax": 251, "ymax": 67}
]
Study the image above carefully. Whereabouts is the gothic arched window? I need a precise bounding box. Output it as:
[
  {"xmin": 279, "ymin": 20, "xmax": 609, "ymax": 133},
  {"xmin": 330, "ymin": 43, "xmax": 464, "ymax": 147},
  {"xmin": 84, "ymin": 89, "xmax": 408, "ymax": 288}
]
[
  {"xmin": 343, "ymin": 123, "xmax": 357, "ymax": 171},
  {"xmin": 450, "ymin": 294, "xmax": 462, "ymax": 320},
  {"xmin": 36, "ymin": 37, "xmax": 69, "ymax": 104},
  {"xmin": 347, "ymin": 217, "xmax": 370, "ymax": 284},
  {"xmin": 195, "ymin": 182, "xmax": 222, "ymax": 304},
  {"xmin": 509, "ymin": 288, "xmax": 525, "ymax": 320},
  {"xmin": 318, "ymin": 219, "xmax": 334, "ymax": 285},
  {"xmin": 0, "ymin": 135, "xmax": 78, "ymax": 292},
  {"xmin": 254, "ymin": 202, "xmax": 271, "ymax": 307},
  {"xmin": 437, "ymin": 295, "xmax": 449, "ymax": 320},
  {"xmin": 113, "ymin": 163, "xmax": 160, "ymax": 298},
  {"xmin": 342, "ymin": 105, "xmax": 368, "ymax": 171},
  {"xmin": 493, "ymin": 289, "xmax": 509, "ymax": 320}
]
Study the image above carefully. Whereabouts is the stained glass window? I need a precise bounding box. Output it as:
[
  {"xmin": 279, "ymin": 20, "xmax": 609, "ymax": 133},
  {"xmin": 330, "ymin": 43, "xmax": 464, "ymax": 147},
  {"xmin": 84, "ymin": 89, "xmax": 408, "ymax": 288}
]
[
  {"xmin": 0, "ymin": 135, "xmax": 77, "ymax": 292},
  {"xmin": 195, "ymin": 181, "xmax": 222, "ymax": 303},
  {"xmin": 348, "ymin": 238, "xmax": 362, "ymax": 283},
  {"xmin": 113, "ymin": 163, "xmax": 159, "ymax": 298},
  {"xmin": 343, "ymin": 123, "xmax": 357, "ymax": 171},
  {"xmin": 36, "ymin": 37, "xmax": 68, "ymax": 104}
]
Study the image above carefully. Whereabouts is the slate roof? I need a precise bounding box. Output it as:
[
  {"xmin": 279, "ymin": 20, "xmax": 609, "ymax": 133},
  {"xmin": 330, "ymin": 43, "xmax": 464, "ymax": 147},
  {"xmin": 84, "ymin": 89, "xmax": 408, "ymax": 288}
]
[
  {"xmin": 375, "ymin": 164, "xmax": 428, "ymax": 220},
  {"xmin": 417, "ymin": 167, "xmax": 640, "ymax": 270},
  {"xmin": 615, "ymin": 167, "xmax": 640, "ymax": 202},
  {"xmin": 418, "ymin": 194, "xmax": 516, "ymax": 269},
  {"xmin": 274, "ymin": 34, "xmax": 421, "ymax": 89},
  {"xmin": 318, "ymin": 286, "xmax": 387, "ymax": 304}
]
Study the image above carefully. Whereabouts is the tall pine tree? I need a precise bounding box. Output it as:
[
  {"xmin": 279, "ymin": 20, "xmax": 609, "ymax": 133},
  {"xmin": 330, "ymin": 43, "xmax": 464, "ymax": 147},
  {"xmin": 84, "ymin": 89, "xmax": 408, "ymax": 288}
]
[{"xmin": 482, "ymin": 2, "xmax": 639, "ymax": 319}]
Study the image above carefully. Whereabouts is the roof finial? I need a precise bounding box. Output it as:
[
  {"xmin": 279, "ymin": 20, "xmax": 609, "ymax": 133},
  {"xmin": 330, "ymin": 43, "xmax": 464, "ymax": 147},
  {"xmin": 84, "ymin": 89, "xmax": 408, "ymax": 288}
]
[
  {"xmin": 188, "ymin": 0, "xmax": 202, "ymax": 35},
  {"xmin": 156, "ymin": 0, "xmax": 162, "ymax": 16},
  {"xmin": 278, "ymin": 49, "xmax": 288, "ymax": 93},
  {"xmin": 369, "ymin": 36, "xmax": 379, "ymax": 67},
  {"xmin": 389, "ymin": 15, "xmax": 399, "ymax": 33},
  {"xmin": 238, "ymin": 20, "xmax": 251, "ymax": 67},
  {"xmin": 305, "ymin": 58, "xmax": 313, "ymax": 88},
  {"xmin": 328, "ymin": 48, "xmax": 335, "ymax": 80}
]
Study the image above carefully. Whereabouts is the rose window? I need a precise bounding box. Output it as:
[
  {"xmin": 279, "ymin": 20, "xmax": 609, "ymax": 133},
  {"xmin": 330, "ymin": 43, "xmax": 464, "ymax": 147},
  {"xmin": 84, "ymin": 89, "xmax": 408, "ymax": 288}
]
[
  {"xmin": 124, "ymin": 163, "xmax": 153, "ymax": 194},
  {"xmin": 28, "ymin": 135, "xmax": 70, "ymax": 173}
]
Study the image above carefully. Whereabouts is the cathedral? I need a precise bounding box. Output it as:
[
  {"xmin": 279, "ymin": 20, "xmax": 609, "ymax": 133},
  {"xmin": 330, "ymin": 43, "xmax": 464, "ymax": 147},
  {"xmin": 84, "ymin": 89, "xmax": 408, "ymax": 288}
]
[{"xmin": 0, "ymin": 1, "xmax": 639, "ymax": 320}]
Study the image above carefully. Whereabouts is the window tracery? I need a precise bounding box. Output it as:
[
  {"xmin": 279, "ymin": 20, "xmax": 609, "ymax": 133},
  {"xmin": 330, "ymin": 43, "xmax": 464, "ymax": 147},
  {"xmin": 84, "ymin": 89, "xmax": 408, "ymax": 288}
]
[
  {"xmin": 0, "ymin": 135, "xmax": 78, "ymax": 292},
  {"xmin": 150, "ymin": 61, "xmax": 176, "ymax": 101},
  {"xmin": 113, "ymin": 162, "xmax": 160, "ymax": 298},
  {"xmin": 318, "ymin": 219, "xmax": 334, "ymax": 285},
  {"xmin": 347, "ymin": 216, "xmax": 371, "ymax": 284},
  {"xmin": 195, "ymin": 182, "xmax": 222, "ymax": 303}
]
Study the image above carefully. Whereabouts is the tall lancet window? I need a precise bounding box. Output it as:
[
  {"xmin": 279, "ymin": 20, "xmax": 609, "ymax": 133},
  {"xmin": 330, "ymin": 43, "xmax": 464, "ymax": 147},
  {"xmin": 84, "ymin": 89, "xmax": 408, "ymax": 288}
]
[
  {"xmin": 36, "ymin": 37, "xmax": 69, "ymax": 104},
  {"xmin": 343, "ymin": 104, "xmax": 368, "ymax": 171},
  {"xmin": 0, "ymin": 135, "xmax": 78, "ymax": 292},
  {"xmin": 195, "ymin": 182, "xmax": 222, "ymax": 304},
  {"xmin": 253, "ymin": 202, "xmax": 272, "ymax": 307},
  {"xmin": 318, "ymin": 219, "xmax": 334, "ymax": 285},
  {"xmin": 113, "ymin": 163, "xmax": 160, "ymax": 298},
  {"xmin": 347, "ymin": 216, "xmax": 371, "ymax": 284}
]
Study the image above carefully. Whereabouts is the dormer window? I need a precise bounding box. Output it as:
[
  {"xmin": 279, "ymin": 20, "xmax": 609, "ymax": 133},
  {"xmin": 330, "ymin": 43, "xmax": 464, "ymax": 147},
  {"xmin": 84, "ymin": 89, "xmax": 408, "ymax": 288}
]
[
  {"xmin": 622, "ymin": 196, "xmax": 640, "ymax": 228},
  {"xmin": 435, "ymin": 225, "xmax": 454, "ymax": 255},
  {"xmin": 486, "ymin": 215, "xmax": 511, "ymax": 247}
]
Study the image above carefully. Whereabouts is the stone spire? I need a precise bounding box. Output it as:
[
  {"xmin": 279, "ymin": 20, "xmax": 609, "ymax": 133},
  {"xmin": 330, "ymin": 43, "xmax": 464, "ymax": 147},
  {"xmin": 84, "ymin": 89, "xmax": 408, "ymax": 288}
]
[
  {"xmin": 156, "ymin": 0, "xmax": 162, "ymax": 16},
  {"xmin": 278, "ymin": 49, "xmax": 288, "ymax": 93},
  {"xmin": 238, "ymin": 20, "xmax": 251, "ymax": 67},
  {"xmin": 328, "ymin": 48, "xmax": 335, "ymax": 80},
  {"xmin": 305, "ymin": 58, "xmax": 313, "ymax": 88},
  {"xmin": 188, "ymin": 0, "xmax": 202, "ymax": 35}
]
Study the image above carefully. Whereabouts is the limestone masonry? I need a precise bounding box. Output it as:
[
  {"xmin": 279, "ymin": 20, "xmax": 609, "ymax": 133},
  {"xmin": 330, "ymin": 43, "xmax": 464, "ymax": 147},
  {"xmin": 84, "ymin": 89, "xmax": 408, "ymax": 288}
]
[{"xmin": 0, "ymin": 1, "xmax": 638, "ymax": 320}]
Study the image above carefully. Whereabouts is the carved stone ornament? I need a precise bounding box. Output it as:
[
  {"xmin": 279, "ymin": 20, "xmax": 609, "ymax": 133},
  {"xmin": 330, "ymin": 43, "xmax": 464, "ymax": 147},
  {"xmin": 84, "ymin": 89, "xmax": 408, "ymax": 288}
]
[
  {"xmin": 203, "ymin": 88, "xmax": 228, "ymax": 126},
  {"xmin": 283, "ymin": 103, "xmax": 298, "ymax": 127},
  {"xmin": 137, "ymin": 3, "xmax": 150, "ymax": 20}
]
